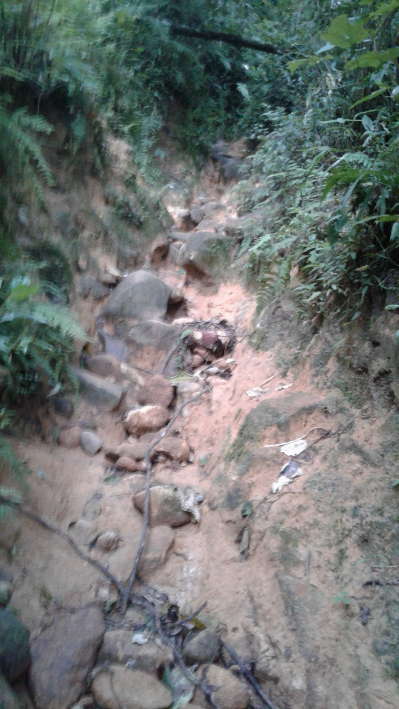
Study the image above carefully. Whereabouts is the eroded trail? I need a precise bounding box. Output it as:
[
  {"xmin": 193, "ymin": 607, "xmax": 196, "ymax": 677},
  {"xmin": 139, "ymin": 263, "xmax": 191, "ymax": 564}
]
[{"xmin": 3, "ymin": 161, "xmax": 399, "ymax": 709}]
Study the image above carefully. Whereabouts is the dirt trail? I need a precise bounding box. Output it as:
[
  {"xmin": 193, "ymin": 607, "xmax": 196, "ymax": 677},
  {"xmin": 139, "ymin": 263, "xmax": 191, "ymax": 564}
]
[{"xmin": 3, "ymin": 161, "xmax": 399, "ymax": 709}]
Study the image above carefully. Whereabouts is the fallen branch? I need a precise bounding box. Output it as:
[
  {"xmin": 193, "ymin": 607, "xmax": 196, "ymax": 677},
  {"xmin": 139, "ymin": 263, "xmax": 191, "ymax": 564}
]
[
  {"xmin": 170, "ymin": 24, "xmax": 283, "ymax": 55},
  {"xmin": 0, "ymin": 495, "xmax": 125, "ymax": 597},
  {"xmin": 222, "ymin": 641, "xmax": 281, "ymax": 709},
  {"xmin": 120, "ymin": 381, "xmax": 210, "ymax": 614}
]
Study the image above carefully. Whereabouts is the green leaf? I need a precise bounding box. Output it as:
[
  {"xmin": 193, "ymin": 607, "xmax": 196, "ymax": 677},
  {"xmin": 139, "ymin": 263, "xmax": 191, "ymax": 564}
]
[
  {"xmin": 322, "ymin": 15, "xmax": 369, "ymax": 49},
  {"xmin": 385, "ymin": 304, "xmax": 399, "ymax": 310},
  {"xmin": 351, "ymin": 86, "xmax": 389, "ymax": 108},
  {"xmin": 391, "ymin": 479, "xmax": 399, "ymax": 488},
  {"xmin": 346, "ymin": 48, "xmax": 399, "ymax": 71},
  {"xmin": 288, "ymin": 56, "xmax": 329, "ymax": 73},
  {"xmin": 371, "ymin": 0, "xmax": 399, "ymax": 18},
  {"xmin": 391, "ymin": 222, "xmax": 399, "ymax": 241},
  {"xmin": 237, "ymin": 83, "xmax": 250, "ymax": 101}
]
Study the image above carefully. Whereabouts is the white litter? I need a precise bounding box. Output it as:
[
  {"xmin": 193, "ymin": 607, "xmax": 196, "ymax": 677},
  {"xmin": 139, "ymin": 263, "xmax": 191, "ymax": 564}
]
[
  {"xmin": 280, "ymin": 438, "xmax": 308, "ymax": 457},
  {"xmin": 131, "ymin": 631, "xmax": 149, "ymax": 645}
]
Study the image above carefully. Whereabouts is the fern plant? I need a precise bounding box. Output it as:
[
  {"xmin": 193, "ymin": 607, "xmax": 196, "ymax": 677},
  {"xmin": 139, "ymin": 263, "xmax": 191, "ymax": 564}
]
[{"xmin": 0, "ymin": 265, "xmax": 85, "ymax": 404}]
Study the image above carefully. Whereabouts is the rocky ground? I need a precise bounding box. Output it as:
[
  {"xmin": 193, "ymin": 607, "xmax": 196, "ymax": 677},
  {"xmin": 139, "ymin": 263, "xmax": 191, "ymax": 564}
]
[{"xmin": 1, "ymin": 144, "xmax": 399, "ymax": 709}]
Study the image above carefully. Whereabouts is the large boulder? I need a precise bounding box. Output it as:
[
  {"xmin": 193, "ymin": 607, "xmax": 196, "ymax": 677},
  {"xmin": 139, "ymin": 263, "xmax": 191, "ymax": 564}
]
[
  {"xmin": 134, "ymin": 485, "xmax": 191, "ymax": 527},
  {"xmin": 102, "ymin": 271, "xmax": 171, "ymax": 322},
  {"xmin": 91, "ymin": 666, "xmax": 171, "ymax": 709},
  {"xmin": 126, "ymin": 320, "xmax": 180, "ymax": 352},
  {"xmin": 124, "ymin": 405, "xmax": 170, "ymax": 436},
  {"xmin": 29, "ymin": 604, "xmax": 105, "ymax": 709},
  {"xmin": 0, "ymin": 609, "xmax": 30, "ymax": 682},
  {"xmin": 177, "ymin": 232, "xmax": 231, "ymax": 281},
  {"xmin": 72, "ymin": 368, "xmax": 124, "ymax": 411}
]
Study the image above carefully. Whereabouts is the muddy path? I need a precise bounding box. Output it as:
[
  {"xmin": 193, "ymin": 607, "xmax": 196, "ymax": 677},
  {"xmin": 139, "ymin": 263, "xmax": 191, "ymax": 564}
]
[{"xmin": 2, "ymin": 159, "xmax": 399, "ymax": 709}]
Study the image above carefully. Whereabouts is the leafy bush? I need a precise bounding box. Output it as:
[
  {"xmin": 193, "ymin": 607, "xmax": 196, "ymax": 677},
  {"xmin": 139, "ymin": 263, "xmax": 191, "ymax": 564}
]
[{"xmin": 0, "ymin": 265, "xmax": 84, "ymax": 405}]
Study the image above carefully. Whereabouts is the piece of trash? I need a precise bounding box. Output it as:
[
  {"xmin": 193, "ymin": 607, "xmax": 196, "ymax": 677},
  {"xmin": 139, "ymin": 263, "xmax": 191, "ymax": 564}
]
[
  {"xmin": 271, "ymin": 460, "xmax": 303, "ymax": 494},
  {"xmin": 246, "ymin": 387, "xmax": 266, "ymax": 399},
  {"xmin": 131, "ymin": 631, "xmax": 150, "ymax": 645},
  {"xmin": 280, "ymin": 439, "xmax": 308, "ymax": 457},
  {"xmin": 275, "ymin": 383, "xmax": 293, "ymax": 391}
]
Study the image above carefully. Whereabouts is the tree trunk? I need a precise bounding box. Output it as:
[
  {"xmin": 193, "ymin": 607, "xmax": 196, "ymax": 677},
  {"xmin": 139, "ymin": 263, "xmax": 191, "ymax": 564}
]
[{"xmin": 170, "ymin": 25, "xmax": 283, "ymax": 55}]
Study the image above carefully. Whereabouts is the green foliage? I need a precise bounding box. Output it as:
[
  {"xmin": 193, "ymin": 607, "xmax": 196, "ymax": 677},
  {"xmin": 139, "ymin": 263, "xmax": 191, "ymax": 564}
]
[{"xmin": 0, "ymin": 264, "xmax": 85, "ymax": 405}]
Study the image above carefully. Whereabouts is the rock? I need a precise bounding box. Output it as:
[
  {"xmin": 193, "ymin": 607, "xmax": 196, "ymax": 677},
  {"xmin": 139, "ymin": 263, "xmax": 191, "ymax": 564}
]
[
  {"xmin": 96, "ymin": 531, "xmax": 121, "ymax": 552},
  {"xmin": 150, "ymin": 236, "xmax": 169, "ymax": 265},
  {"xmin": 102, "ymin": 270, "xmax": 171, "ymax": 322},
  {"xmin": 0, "ymin": 608, "xmax": 30, "ymax": 682},
  {"xmin": 52, "ymin": 397, "xmax": 74, "ymax": 418},
  {"xmin": 183, "ymin": 629, "xmax": 221, "ymax": 665},
  {"xmin": 70, "ymin": 695, "xmax": 95, "ymax": 709},
  {"xmin": 0, "ymin": 579, "xmax": 13, "ymax": 607},
  {"xmin": 68, "ymin": 519, "xmax": 98, "ymax": 547},
  {"xmin": 98, "ymin": 331, "xmax": 128, "ymax": 361},
  {"xmin": 0, "ymin": 672, "xmax": 21, "ymax": 709},
  {"xmin": 59, "ymin": 426, "xmax": 81, "ymax": 448},
  {"xmin": 115, "ymin": 456, "xmax": 146, "ymax": 473},
  {"xmin": 140, "ymin": 526, "xmax": 174, "ymax": 574},
  {"xmin": 191, "ymin": 354, "xmax": 204, "ymax": 369},
  {"xmin": 72, "ymin": 368, "xmax": 124, "ymax": 411},
  {"xmin": 177, "ymin": 232, "xmax": 231, "ymax": 281},
  {"xmin": 29, "ymin": 604, "xmax": 105, "ymax": 709},
  {"xmin": 195, "ymin": 665, "xmax": 250, "ymax": 709},
  {"xmin": 190, "ymin": 205, "xmax": 206, "ymax": 225},
  {"xmin": 176, "ymin": 380, "xmax": 204, "ymax": 412},
  {"xmin": 85, "ymin": 354, "xmax": 121, "ymax": 378},
  {"xmin": 134, "ymin": 485, "xmax": 191, "ymax": 527},
  {"xmin": 169, "ymin": 286, "xmax": 184, "ymax": 305},
  {"xmin": 124, "ymin": 405, "xmax": 170, "ymax": 436},
  {"xmin": 98, "ymin": 631, "xmax": 172, "ymax": 671},
  {"xmin": 106, "ymin": 439, "xmax": 151, "ymax": 461},
  {"xmin": 154, "ymin": 435, "xmax": 190, "ymax": 462},
  {"xmin": 137, "ymin": 375, "xmax": 175, "ymax": 409},
  {"xmin": 91, "ymin": 666, "xmax": 172, "ymax": 709},
  {"xmin": 126, "ymin": 320, "xmax": 180, "ymax": 351},
  {"xmin": 80, "ymin": 430, "xmax": 103, "ymax": 456},
  {"xmin": 79, "ymin": 276, "xmax": 109, "ymax": 300}
]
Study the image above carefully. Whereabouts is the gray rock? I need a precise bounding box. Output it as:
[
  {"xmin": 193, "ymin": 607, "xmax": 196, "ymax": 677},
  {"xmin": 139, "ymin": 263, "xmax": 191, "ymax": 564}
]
[
  {"xmin": 79, "ymin": 276, "xmax": 109, "ymax": 300},
  {"xmin": 52, "ymin": 397, "xmax": 74, "ymax": 418},
  {"xmin": 102, "ymin": 270, "xmax": 171, "ymax": 322},
  {"xmin": 85, "ymin": 354, "xmax": 121, "ymax": 378},
  {"xmin": 92, "ymin": 666, "xmax": 171, "ymax": 709},
  {"xmin": 72, "ymin": 368, "xmax": 124, "ymax": 411},
  {"xmin": 98, "ymin": 631, "xmax": 172, "ymax": 671},
  {"xmin": 80, "ymin": 430, "xmax": 103, "ymax": 456},
  {"xmin": 30, "ymin": 604, "xmax": 105, "ymax": 709},
  {"xmin": 126, "ymin": 320, "xmax": 180, "ymax": 352},
  {"xmin": 0, "ymin": 672, "xmax": 21, "ymax": 709},
  {"xmin": 183, "ymin": 629, "xmax": 221, "ymax": 665},
  {"xmin": 0, "ymin": 608, "xmax": 30, "ymax": 682},
  {"xmin": 0, "ymin": 580, "xmax": 13, "ymax": 607},
  {"xmin": 133, "ymin": 485, "xmax": 191, "ymax": 527},
  {"xmin": 177, "ymin": 232, "xmax": 231, "ymax": 281}
]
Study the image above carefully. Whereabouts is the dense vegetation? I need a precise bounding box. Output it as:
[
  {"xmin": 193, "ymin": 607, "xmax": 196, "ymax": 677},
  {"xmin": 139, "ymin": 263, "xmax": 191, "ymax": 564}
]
[{"xmin": 1, "ymin": 0, "xmax": 399, "ymax": 487}]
